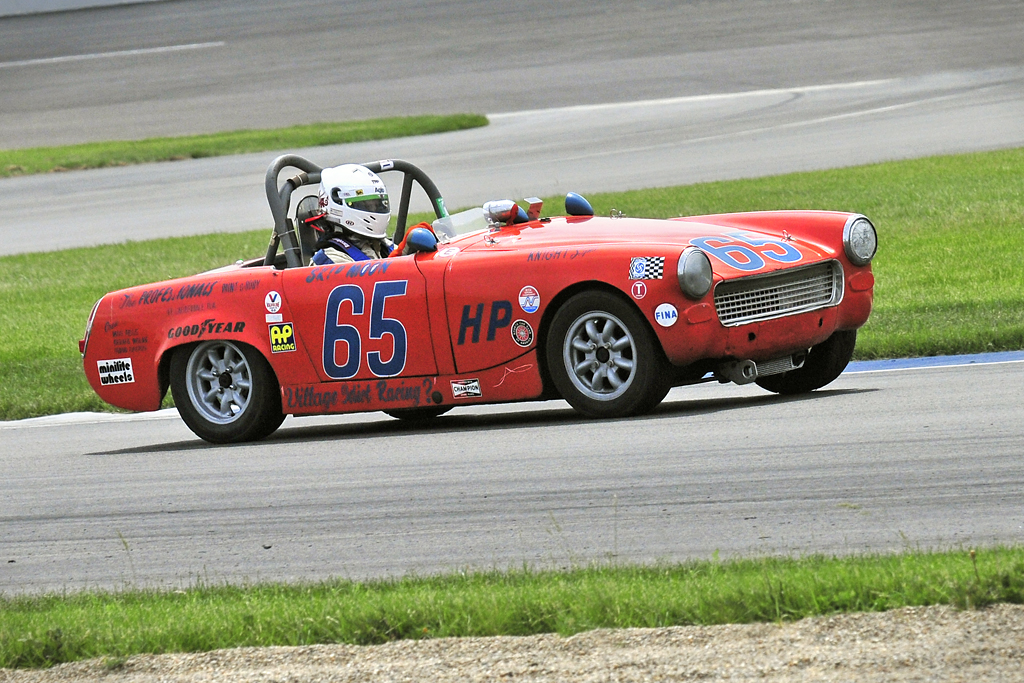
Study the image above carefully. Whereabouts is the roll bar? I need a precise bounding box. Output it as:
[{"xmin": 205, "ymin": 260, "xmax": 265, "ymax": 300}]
[{"xmin": 263, "ymin": 155, "xmax": 448, "ymax": 268}]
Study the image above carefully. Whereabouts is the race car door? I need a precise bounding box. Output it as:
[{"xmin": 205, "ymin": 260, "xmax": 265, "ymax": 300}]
[{"xmin": 281, "ymin": 257, "xmax": 437, "ymax": 383}]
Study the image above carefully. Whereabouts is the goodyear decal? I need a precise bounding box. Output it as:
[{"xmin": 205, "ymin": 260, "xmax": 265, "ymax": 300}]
[{"xmin": 168, "ymin": 319, "xmax": 245, "ymax": 339}]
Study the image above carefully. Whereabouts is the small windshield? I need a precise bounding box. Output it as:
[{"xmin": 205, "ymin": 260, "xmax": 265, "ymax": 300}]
[{"xmin": 431, "ymin": 207, "xmax": 488, "ymax": 241}]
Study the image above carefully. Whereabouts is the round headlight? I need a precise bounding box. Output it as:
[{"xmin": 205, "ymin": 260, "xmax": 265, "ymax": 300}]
[
  {"xmin": 843, "ymin": 215, "xmax": 877, "ymax": 266},
  {"xmin": 677, "ymin": 247, "xmax": 713, "ymax": 299}
]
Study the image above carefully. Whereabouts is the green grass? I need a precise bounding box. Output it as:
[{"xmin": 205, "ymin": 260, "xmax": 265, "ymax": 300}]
[
  {"xmin": 0, "ymin": 114, "xmax": 488, "ymax": 177},
  {"xmin": 2, "ymin": 146, "xmax": 1024, "ymax": 420},
  {"xmin": 1, "ymin": 548, "xmax": 1022, "ymax": 669}
]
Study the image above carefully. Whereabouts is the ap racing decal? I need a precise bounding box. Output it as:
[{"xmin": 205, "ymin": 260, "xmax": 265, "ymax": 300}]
[
  {"xmin": 689, "ymin": 231, "xmax": 803, "ymax": 271},
  {"xmin": 269, "ymin": 323, "xmax": 296, "ymax": 353},
  {"xmin": 97, "ymin": 358, "xmax": 134, "ymax": 385},
  {"xmin": 323, "ymin": 280, "xmax": 408, "ymax": 379}
]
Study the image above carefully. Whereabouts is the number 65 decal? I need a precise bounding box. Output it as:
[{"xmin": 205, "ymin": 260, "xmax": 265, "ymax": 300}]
[
  {"xmin": 323, "ymin": 280, "xmax": 408, "ymax": 379},
  {"xmin": 690, "ymin": 231, "xmax": 803, "ymax": 271}
]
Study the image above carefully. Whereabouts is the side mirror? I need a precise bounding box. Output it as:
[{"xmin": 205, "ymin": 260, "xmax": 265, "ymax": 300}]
[{"xmin": 405, "ymin": 227, "xmax": 438, "ymax": 254}]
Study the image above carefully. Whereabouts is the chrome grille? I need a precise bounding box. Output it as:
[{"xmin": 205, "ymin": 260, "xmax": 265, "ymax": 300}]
[{"xmin": 714, "ymin": 261, "xmax": 843, "ymax": 326}]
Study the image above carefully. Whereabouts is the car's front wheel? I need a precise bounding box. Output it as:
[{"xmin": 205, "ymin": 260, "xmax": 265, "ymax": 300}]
[
  {"xmin": 170, "ymin": 340, "xmax": 284, "ymax": 443},
  {"xmin": 755, "ymin": 329, "xmax": 858, "ymax": 395},
  {"xmin": 546, "ymin": 290, "xmax": 671, "ymax": 418}
]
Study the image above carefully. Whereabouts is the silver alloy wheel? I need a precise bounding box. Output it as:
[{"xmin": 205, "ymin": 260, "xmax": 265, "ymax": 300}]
[
  {"xmin": 562, "ymin": 311, "xmax": 637, "ymax": 401},
  {"xmin": 185, "ymin": 341, "xmax": 253, "ymax": 425}
]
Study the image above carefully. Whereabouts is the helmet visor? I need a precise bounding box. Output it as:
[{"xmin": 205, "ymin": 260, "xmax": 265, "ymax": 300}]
[{"xmin": 344, "ymin": 193, "xmax": 390, "ymax": 214}]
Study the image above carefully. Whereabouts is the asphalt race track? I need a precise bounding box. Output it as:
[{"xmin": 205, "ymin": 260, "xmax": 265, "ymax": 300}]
[
  {"xmin": 3, "ymin": 358, "xmax": 1023, "ymax": 594},
  {"xmin": 1, "ymin": 0, "xmax": 1024, "ymax": 253},
  {"xmin": 1, "ymin": 1, "xmax": 1024, "ymax": 594}
]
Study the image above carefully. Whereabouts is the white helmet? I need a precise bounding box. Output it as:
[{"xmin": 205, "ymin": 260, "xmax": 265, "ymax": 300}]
[{"xmin": 317, "ymin": 164, "xmax": 391, "ymax": 239}]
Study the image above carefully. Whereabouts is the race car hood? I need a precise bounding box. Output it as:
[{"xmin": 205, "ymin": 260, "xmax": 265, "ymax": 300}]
[{"xmin": 459, "ymin": 211, "xmax": 848, "ymax": 277}]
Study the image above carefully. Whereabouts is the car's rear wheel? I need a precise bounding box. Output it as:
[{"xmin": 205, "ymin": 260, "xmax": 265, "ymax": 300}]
[
  {"xmin": 547, "ymin": 290, "xmax": 671, "ymax": 418},
  {"xmin": 384, "ymin": 406, "xmax": 452, "ymax": 421},
  {"xmin": 170, "ymin": 340, "xmax": 284, "ymax": 443},
  {"xmin": 755, "ymin": 329, "xmax": 858, "ymax": 395}
]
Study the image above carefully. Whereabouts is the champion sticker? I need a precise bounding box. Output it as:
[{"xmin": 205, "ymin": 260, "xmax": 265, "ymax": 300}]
[
  {"xmin": 654, "ymin": 303, "xmax": 679, "ymax": 327},
  {"xmin": 97, "ymin": 357, "xmax": 134, "ymax": 385},
  {"xmin": 518, "ymin": 285, "xmax": 540, "ymax": 314},
  {"xmin": 264, "ymin": 290, "xmax": 282, "ymax": 313},
  {"xmin": 511, "ymin": 319, "xmax": 534, "ymax": 347},
  {"xmin": 268, "ymin": 322, "xmax": 296, "ymax": 353},
  {"xmin": 629, "ymin": 256, "xmax": 665, "ymax": 280},
  {"xmin": 439, "ymin": 246, "xmax": 460, "ymax": 257},
  {"xmin": 631, "ymin": 281, "xmax": 647, "ymax": 299},
  {"xmin": 451, "ymin": 378, "xmax": 482, "ymax": 398}
]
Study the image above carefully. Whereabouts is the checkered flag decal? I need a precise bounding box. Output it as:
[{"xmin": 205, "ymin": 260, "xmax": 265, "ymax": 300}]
[{"xmin": 629, "ymin": 256, "xmax": 665, "ymax": 280}]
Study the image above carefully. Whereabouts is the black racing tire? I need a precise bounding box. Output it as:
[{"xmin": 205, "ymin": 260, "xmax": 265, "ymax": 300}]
[
  {"xmin": 384, "ymin": 406, "xmax": 453, "ymax": 421},
  {"xmin": 169, "ymin": 340, "xmax": 285, "ymax": 443},
  {"xmin": 755, "ymin": 330, "xmax": 858, "ymax": 395},
  {"xmin": 546, "ymin": 290, "xmax": 671, "ymax": 418}
]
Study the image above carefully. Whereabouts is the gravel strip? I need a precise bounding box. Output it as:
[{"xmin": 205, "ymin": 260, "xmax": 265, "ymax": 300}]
[{"xmin": 3, "ymin": 604, "xmax": 1022, "ymax": 682}]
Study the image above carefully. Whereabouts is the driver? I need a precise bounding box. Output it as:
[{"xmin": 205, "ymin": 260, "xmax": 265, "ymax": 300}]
[{"xmin": 304, "ymin": 164, "xmax": 395, "ymax": 265}]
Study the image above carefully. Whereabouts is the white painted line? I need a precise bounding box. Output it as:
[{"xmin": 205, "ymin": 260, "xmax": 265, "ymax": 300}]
[
  {"xmin": 0, "ymin": 41, "xmax": 226, "ymax": 69},
  {"xmin": 0, "ymin": 407, "xmax": 179, "ymax": 430},
  {"xmin": 845, "ymin": 358, "xmax": 1024, "ymax": 375},
  {"xmin": 487, "ymin": 79, "xmax": 896, "ymax": 119}
]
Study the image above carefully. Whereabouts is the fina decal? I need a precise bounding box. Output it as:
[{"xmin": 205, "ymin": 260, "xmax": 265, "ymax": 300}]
[
  {"xmin": 266, "ymin": 313, "xmax": 283, "ymax": 323},
  {"xmin": 511, "ymin": 319, "xmax": 534, "ymax": 347},
  {"xmin": 439, "ymin": 246, "xmax": 460, "ymax": 258},
  {"xmin": 630, "ymin": 281, "xmax": 647, "ymax": 299},
  {"xmin": 97, "ymin": 357, "xmax": 134, "ymax": 385},
  {"xmin": 268, "ymin": 322, "xmax": 296, "ymax": 353},
  {"xmin": 654, "ymin": 303, "xmax": 679, "ymax": 327},
  {"xmin": 265, "ymin": 290, "xmax": 282, "ymax": 313},
  {"xmin": 629, "ymin": 256, "xmax": 665, "ymax": 280},
  {"xmin": 518, "ymin": 285, "xmax": 540, "ymax": 314},
  {"xmin": 451, "ymin": 378, "xmax": 482, "ymax": 399}
]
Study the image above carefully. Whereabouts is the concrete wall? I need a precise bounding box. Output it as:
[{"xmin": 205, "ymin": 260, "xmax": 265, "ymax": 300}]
[{"xmin": 0, "ymin": 0, "xmax": 160, "ymax": 17}]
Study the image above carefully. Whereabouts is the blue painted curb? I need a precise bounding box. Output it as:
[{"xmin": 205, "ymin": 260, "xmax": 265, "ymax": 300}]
[{"xmin": 846, "ymin": 350, "xmax": 1024, "ymax": 373}]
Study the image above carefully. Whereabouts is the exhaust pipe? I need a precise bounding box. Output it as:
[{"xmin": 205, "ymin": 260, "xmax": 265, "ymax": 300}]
[
  {"xmin": 717, "ymin": 359, "xmax": 758, "ymax": 385},
  {"xmin": 716, "ymin": 353, "xmax": 807, "ymax": 386}
]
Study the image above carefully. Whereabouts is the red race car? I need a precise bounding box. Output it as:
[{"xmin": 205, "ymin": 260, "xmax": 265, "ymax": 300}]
[{"xmin": 81, "ymin": 156, "xmax": 877, "ymax": 443}]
